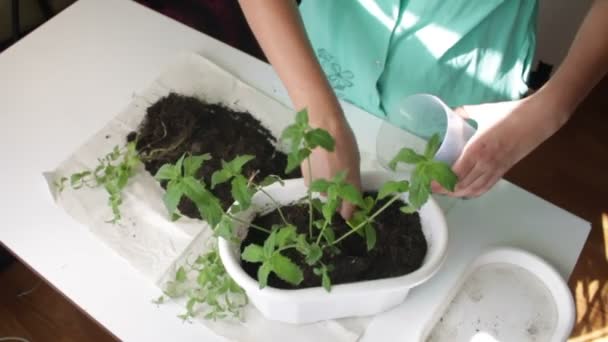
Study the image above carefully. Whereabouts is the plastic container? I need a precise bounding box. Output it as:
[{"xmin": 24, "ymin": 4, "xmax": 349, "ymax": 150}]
[
  {"xmin": 423, "ymin": 247, "xmax": 575, "ymax": 342},
  {"xmin": 218, "ymin": 171, "xmax": 448, "ymax": 324},
  {"xmin": 376, "ymin": 94, "xmax": 476, "ymax": 171}
]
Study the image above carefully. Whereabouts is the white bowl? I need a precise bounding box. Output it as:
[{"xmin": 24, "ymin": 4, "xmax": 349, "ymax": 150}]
[
  {"xmin": 424, "ymin": 247, "xmax": 575, "ymax": 341},
  {"xmin": 218, "ymin": 171, "xmax": 448, "ymax": 324}
]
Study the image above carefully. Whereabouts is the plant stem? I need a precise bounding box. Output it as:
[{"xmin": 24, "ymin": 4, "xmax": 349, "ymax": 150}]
[
  {"xmin": 276, "ymin": 244, "xmax": 298, "ymax": 254},
  {"xmin": 306, "ymin": 153, "xmax": 313, "ymax": 239},
  {"xmin": 332, "ymin": 194, "xmax": 402, "ymax": 245},
  {"xmin": 226, "ymin": 213, "xmax": 271, "ymax": 234},
  {"xmin": 255, "ymin": 185, "xmax": 289, "ymax": 226},
  {"xmin": 315, "ymin": 220, "xmax": 330, "ymax": 245}
]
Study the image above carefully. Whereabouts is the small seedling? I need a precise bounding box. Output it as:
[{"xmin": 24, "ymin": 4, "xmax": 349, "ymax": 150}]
[
  {"xmin": 55, "ymin": 141, "xmax": 141, "ymax": 223},
  {"xmin": 162, "ymin": 245, "xmax": 248, "ymax": 321}
]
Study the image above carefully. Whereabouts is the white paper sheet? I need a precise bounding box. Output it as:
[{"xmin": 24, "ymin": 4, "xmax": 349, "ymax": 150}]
[{"xmin": 45, "ymin": 53, "xmax": 371, "ymax": 342}]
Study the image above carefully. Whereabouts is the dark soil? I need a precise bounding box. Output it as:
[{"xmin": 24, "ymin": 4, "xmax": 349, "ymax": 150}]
[
  {"xmin": 128, "ymin": 93, "xmax": 300, "ymax": 217},
  {"xmin": 241, "ymin": 192, "xmax": 427, "ymax": 289}
]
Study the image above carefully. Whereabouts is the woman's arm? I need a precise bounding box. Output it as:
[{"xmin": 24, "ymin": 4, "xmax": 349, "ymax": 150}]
[
  {"xmin": 238, "ymin": 0, "xmax": 361, "ymax": 217},
  {"xmin": 535, "ymin": 0, "xmax": 608, "ymax": 119},
  {"xmin": 443, "ymin": 0, "xmax": 608, "ymax": 197}
]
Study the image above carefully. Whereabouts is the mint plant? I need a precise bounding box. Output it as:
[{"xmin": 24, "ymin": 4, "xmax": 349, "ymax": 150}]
[
  {"xmin": 155, "ymin": 109, "xmax": 457, "ymax": 298},
  {"xmin": 55, "ymin": 141, "xmax": 141, "ymax": 223},
  {"xmin": 161, "ymin": 244, "xmax": 248, "ymax": 321},
  {"xmin": 57, "ymin": 107, "xmax": 457, "ymax": 320}
]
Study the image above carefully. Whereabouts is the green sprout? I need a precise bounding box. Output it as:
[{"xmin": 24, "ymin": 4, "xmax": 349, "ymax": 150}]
[
  {"xmin": 55, "ymin": 141, "xmax": 141, "ymax": 223},
  {"xmin": 162, "ymin": 245, "xmax": 248, "ymax": 321}
]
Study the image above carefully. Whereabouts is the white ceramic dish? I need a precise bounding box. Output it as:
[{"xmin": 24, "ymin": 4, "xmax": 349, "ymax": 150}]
[
  {"xmin": 424, "ymin": 247, "xmax": 575, "ymax": 342},
  {"xmin": 218, "ymin": 171, "xmax": 449, "ymax": 324}
]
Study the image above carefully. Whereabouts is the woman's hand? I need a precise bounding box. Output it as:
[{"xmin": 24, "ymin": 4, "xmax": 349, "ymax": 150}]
[
  {"xmin": 434, "ymin": 93, "xmax": 570, "ymax": 198},
  {"xmin": 303, "ymin": 114, "xmax": 362, "ymax": 218},
  {"xmin": 434, "ymin": 0, "xmax": 608, "ymax": 198}
]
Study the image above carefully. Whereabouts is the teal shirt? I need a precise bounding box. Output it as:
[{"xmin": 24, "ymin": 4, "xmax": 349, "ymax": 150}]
[{"xmin": 300, "ymin": 0, "xmax": 537, "ymax": 135}]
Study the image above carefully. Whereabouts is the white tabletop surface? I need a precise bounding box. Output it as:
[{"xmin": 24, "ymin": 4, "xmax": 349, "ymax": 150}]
[{"xmin": 0, "ymin": 0, "xmax": 590, "ymax": 341}]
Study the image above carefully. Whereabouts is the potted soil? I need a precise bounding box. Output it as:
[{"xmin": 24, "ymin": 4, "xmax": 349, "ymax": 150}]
[
  {"xmin": 218, "ymin": 171, "xmax": 448, "ymax": 324},
  {"xmin": 212, "ymin": 110, "xmax": 455, "ymax": 323},
  {"xmin": 55, "ymin": 94, "xmax": 457, "ymax": 323}
]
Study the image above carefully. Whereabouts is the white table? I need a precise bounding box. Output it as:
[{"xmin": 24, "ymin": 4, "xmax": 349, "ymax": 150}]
[{"xmin": 0, "ymin": 0, "xmax": 590, "ymax": 341}]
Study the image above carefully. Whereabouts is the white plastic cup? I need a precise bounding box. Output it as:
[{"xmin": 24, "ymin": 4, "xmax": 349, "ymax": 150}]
[{"xmin": 376, "ymin": 94, "xmax": 476, "ymax": 171}]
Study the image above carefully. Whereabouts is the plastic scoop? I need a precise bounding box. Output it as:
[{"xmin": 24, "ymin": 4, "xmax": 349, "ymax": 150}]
[{"xmin": 376, "ymin": 93, "xmax": 476, "ymax": 172}]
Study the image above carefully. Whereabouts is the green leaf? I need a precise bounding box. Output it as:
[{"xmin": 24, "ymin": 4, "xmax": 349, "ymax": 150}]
[
  {"xmin": 388, "ymin": 148, "xmax": 426, "ymax": 170},
  {"xmin": 203, "ymin": 200, "xmax": 224, "ymax": 227},
  {"xmin": 182, "ymin": 176, "xmax": 207, "ymax": 201},
  {"xmin": 228, "ymin": 279, "xmax": 243, "ymax": 294},
  {"xmin": 116, "ymin": 168, "xmax": 130, "ymax": 189},
  {"xmin": 183, "ymin": 153, "xmax": 211, "ymax": 177},
  {"xmin": 338, "ymin": 184, "xmax": 364, "ymax": 207},
  {"xmin": 332, "ymin": 171, "xmax": 347, "ymax": 184},
  {"xmin": 305, "ymin": 244, "xmax": 323, "ymax": 265},
  {"xmin": 175, "ymin": 154, "xmax": 186, "ymax": 176},
  {"xmin": 313, "ymin": 220, "xmax": 324, "ymax": 230},
  {"xmin": 310, "ymin": 198, "xmax": 324, "ymax": 214},
  {"xmin": 186, "ymin": 297, "xmax": 197, "ymax": 315},
  {"xmin": 226, "ymin": 155, "xmax": 255, "ymax": 175},
  {"xmin": 182, "ymin": 176, "xmax": 223, "ymax": 226},
  {"xmin": 310, "ymin": 179, "xmax": 331, "ymax": 193},
  {"xmin": 231, "ymin": 175, "xmax": 252, "ymax": 210},
  {"xmin": 276, "ymin": 225, "xmax": 297, "ymax": 247},
  {"xmin": 171, "ymin": 212, "xmax": 181, "ymax": 222},
  {"xmin": 70, "ymin": 171, "xmax": 90, "ymax": 187},
  {"xmin": 163, "ymin": 180, "xmax": 184, "ymax": 217},
  {"xmin": 195, "ymin": 255, "xmax": 206, "ymax": 264},
  {"xmin": 270, "ymin": 253, "xmax": 303, "ymax": 285},
  {"xmin": 409, "ymin": 164, "xmax": 431, "ymax": 209},
  {"xmin": 322, "ymin": 198, "xmax": 339, "ymax": 221},
  {"xmin": 378, "ymin": 180, "xmax": 409, "ymax": 199},
  {"xmin": 400, "ymin": 205, "xmax": 418, "ymax": 214},
  {"xmin": 259, "ymin": 175, "xmax": 284, "ymax": 187},
  {"xmin": 322, "ymin": 269, "xmax": 332, "ymax": 292},
  {"xmin": 263, "ymin": 231, "xmax": 277, "ymax": 259},
  {"xmin": 215, "ymin": 214, "xmax": 234, "ymax": 239},
  {"xmin": 321, "ymin": 226, "xmax": 335, "ymax": 244},
  {"xmin": 280, "ymin": 125, "xmax": 305, "ymax": 153},
  {"xmin": 364, "ymin": 224, "xmax": 377, "ymax": 251},
  {"xmin": 285, "ymin": 148, "xmax": 311, "ymax": 173},
  {"xmin": 425, "ymin": 134, "xmax": 442, "ymax": 159},
  {"xmin": 295, "ymin": 234, "xmax": 310, "ymax": 254},
  {"xmin": 296, "ymin": 109, "xmax": 309, "ymax": 126},
  {"xmin": 241, "ymin": 244, "xmax": 265, "ymax": 263},
  {"xmin": 257, "ymin": 262, "xmax": 272, "ymax": 288},
  {"xmin": 175, "ymin": 266, "xmax": 187, "ymax": 282},
  {"xmin": 427, "ymin": 161, "xmax": 458, "ymax": 192},
  {"xmin": 327, "ymin": 185, "xmax": 339, "ymax": 201},
  {"xmin": 152, "ymin": 295, "xmax": 165, "ymax": 305},
  {"xmin": 54, "ymin": 176, "xmax": 68, "ymax": 192},
  {"xmin": 362, "ymin": 196, "xmax": 375, "ymax": 213},
  {"xmin": 305, "ymin": 128, "xmax": 335, "ymax": 151},
  {"xmin": 347, "ymin": 210, "xmax": 366, "ymax": 227},
  {"xmin": 211, "ymin": 169, "xmax": 232, "ymax": 189}
]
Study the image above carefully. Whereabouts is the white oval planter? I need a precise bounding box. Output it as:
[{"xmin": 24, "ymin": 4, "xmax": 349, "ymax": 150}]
[{"xmin": 218, "ymin": 171, "xmax": 448, "ymax": 324}]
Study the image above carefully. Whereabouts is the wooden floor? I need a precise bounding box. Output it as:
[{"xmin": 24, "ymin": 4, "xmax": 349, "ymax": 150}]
[
  {"xmin": 506, "ymin": 77, "xmax": 608, "ymax": 341},
  {"xmin": 0, "ymin": 259, "xmax": 116, "ymax": 341}
]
